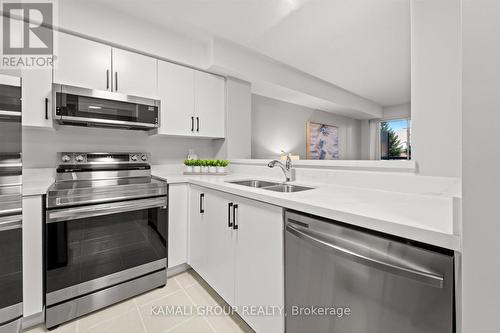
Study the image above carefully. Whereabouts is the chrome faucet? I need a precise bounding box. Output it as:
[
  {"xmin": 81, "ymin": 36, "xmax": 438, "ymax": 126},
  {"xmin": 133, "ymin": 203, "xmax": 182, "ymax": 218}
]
[{"xmin": 268, "ymin": 153, "xmax": 295, "ymax": 182}]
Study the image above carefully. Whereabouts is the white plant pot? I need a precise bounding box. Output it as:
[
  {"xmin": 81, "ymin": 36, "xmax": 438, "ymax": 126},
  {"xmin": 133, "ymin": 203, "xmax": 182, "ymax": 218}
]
[
  {"xmin": 217, "ymin": 166, "xmax": 226, "ymax": 174},
  {"xmin": 193, "ymin": 166, "xmax": 201, "ymax": 173},
  {"xmin": 201, "ymin": 166, "xmax": 209, "ymax": 173},
  {"xmin": 185, "ymin": 166, "xmax": 193, "ymax": 173},
  {"xmin": 209, "ymin": 166, "xmax": 217, "ymax": 173}
]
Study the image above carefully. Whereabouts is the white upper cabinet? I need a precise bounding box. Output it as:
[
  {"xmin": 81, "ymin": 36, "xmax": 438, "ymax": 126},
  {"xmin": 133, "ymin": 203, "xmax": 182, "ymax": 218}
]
[
  {"xmin": 157, "ymin": 61, "xmax": 225, "ymax": 138},
  {"xmin": 22, "ymin": 68, "xmax": 53, "ymax": 128},
  {"xmin": 21, "ymin": 26, "xmax": 53, "ymax": 128},
  {"xmin": 194, "ymin": 71, "xmax": 225, "ymax": 138},
  {"xmin": 54, "ymin": 32, "xmax": 112, "ymax": 91},
  {"xmin": 157, "ymin": 61, "xmax": 194, "ymax": 136},
  {"xmin": 112, "ymin": 48, "xmax": 157, "ymax": 98},
  {"xmin": 54, "ymin": 33, "xmax": 157, "ymax": 98}
]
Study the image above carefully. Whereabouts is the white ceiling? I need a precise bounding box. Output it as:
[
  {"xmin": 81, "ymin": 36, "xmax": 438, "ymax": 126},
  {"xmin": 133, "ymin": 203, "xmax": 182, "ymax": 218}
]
[{"xmin": 85, "ymin": 0, "xmax": 410, "ymax": 107}]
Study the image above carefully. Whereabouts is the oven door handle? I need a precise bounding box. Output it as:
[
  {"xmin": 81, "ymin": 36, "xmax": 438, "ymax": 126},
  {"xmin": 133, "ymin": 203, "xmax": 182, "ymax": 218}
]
[
  {"xmin": 47, "ymin": 197, "xmax": 168, "ymax": 223},
  {"xmin": 0, "ymin": 214, "xmax": 22, "ymax": 231}
]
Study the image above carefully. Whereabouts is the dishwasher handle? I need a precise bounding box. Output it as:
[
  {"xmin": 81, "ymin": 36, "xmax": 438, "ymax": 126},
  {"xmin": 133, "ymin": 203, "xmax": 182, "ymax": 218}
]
[{"xmin": 286, "ymin": 224, "xmax": 445, "ymax": 288}]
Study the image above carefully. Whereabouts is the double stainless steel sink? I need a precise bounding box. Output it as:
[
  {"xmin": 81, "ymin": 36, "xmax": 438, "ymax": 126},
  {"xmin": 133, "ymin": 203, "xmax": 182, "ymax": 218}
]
[{"xmin": 227, "ymin": 180, "xmax": 313, "ymax": 193}]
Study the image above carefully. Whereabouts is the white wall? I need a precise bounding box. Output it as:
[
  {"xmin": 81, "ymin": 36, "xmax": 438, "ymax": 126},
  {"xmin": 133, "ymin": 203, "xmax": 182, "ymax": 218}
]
[
  {"xmin": 251, "ymin": 95, "xmax": 361, "ymax": 160},
  {"xmin": 22, "ymin": 126, "xmax": 215, "ymax": 168},
  {"xmin": 215, "ymin": 77, "xmax": 252, "ymax": 159},
  {"xmin": 462, "ymin": 1, "xmax": 500, "ymax": 332},
  {"xmin": 382, "ymin": 103, "xmax": 411, "ymax": 119},
  {"xmin": 411, "ymin": 0, "xmax": 461, "ymax": 177}
]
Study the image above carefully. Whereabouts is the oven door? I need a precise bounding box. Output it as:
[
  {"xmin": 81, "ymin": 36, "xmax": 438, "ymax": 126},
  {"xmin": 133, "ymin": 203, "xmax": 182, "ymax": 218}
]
[
  {"xmin": 0, "ymin": 214, "xmax": 23, "ymax": 328},
  {"xmin": 53, "ymin": 84, "xmax": 159, "ymax": 130},
  {"xmin": 45, "ymin": 196, "xmax": 168, "ymax": 306}
]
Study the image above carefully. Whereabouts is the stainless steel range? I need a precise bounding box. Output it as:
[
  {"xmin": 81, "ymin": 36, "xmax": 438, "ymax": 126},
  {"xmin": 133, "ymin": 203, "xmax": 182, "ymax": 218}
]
[
  {"xmin": 0, "ymin": 155, "xmax": 22, "ymax": 333},
  {"xmin": 45, "ymin": 152, "xmax": 168, "ymax": 329},
  {"xmin": 0, "ymin": 74, "xmax": 22, "ymax": 333}
]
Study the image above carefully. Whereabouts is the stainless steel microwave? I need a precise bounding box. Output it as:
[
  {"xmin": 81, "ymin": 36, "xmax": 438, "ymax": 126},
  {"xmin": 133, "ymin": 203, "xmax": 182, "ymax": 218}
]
[{"xmin": 53, "ymin": 84, "xmax": 160, "ymax": 130}]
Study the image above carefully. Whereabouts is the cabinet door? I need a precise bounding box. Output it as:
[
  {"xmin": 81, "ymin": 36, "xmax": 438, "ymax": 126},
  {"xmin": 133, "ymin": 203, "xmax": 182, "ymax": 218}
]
[
  {"xmin": 188, "ymin": 186, "xmax": 208, "ymax": 277},
  {"xmin": 22, "ymin": 67, "xmax": 52, "ymax": 128},
  {"xmin": 54, "ymin": 32, "xmax": 111, "ymax": 91},
  {"xmin": 23, "ymin": 195, "xmax": 44, "ymax": 317},
  {"xmin": 112, "ymin": 48, "xmax": 157, "ymax": 98},
  {"xmin": 157, "ymin": 61, "xmax": 194, "ymax": 136},
  {"xmin": 194, "ymin": 71, "xmax": 225, "ymax": 138},
  {"xmin": 234, "ymin": 197, "xmax": 284, "ymax": 333},
  {"xmin": 203, "ymin": 189, "xmax": 236, "ymax": 306},
  {"xmin": 168, "ymin": 184, "xmax": 188, "ymax": 268}
]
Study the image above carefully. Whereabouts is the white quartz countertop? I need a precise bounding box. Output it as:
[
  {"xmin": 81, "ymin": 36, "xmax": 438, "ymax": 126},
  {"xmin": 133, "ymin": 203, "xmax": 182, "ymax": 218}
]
[
  {"xmin": 22, "ymin": 168, "xmax": 461, "ymax": 251},
  {"xmin": 155, "ymin": 171, "xmax": 461, "ymax": 251}
]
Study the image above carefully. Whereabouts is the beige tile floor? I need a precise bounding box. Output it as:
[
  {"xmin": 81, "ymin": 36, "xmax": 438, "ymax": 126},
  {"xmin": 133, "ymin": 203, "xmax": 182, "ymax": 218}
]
[{"xmin": 25, "ymin": 270, "xmax": 255, "ymax": 333}]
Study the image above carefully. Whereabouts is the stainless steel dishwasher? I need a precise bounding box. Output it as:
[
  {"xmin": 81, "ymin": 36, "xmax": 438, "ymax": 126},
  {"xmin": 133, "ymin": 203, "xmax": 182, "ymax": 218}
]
[{"xmin": 285, "ymin": 210, "xmax": 455, "ymax": 333}]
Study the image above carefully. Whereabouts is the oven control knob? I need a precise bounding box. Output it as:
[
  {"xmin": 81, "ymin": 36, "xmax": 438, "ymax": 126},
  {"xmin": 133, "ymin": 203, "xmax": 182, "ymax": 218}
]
[
  {"xmin": 75, "ymin": 155, "xmax": 84, "ymax": 163},
  {"xmin": 141, "ymin": 155, "xmax": 148, "ymax": 162},
  {"xmin": 61, "ymin": 154, "xmax": 71, "ymax": 163},
  {"xmin": 131, "ymin": 154, "xmax": 138, "ymax": 161}
]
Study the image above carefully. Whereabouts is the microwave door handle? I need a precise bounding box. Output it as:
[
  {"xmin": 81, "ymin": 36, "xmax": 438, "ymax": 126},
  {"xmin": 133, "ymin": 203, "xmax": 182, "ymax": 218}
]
[
  {"xmin": 286, "ymin": 224, "xmax": 445, "ymax": 288},
  {"xmin": 47, "ymin": 197, "xmax": 167, "ymax": 223}
]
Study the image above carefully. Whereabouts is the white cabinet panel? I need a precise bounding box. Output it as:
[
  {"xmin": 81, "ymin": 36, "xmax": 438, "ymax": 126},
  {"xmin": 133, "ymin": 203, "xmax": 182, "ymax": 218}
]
[
  {"xmin": 203, "ymin": 190, "xmax": 235, "ymax": 305},
  {"xmin": 234, "ymin": 197, "xmax": 284, "ymax": 333},
  {"xmin": 168, "ymin": 184, "xmax": 189, "ymax": 268},
  {"xmin": 54, "ymin": 33, "xmax": 111, "ymax": 91},
  {"xmin": 194, "ymin": 71, "xmax": 225, "ymax": 138},
  {"xmin": 157, "ymin": 61, "xmax": 194, "ymax": 136},
  {"xmin": 188, "ymin": 186, "xmax": 284, "ymax": 332},
  {"xmin": 22, "ymin": 195, "xmax": 44, "ymax": 317},
  {"xmin": 112, "ymin": 48, "xmax": 157, "ymax": 98},
  {"xmin": 188, "ymin": 186, "xmax": 208, "ymax": 277},
  {"xmin": 22, "ymin": 68, "xmax": 52, "ymax": 128}
]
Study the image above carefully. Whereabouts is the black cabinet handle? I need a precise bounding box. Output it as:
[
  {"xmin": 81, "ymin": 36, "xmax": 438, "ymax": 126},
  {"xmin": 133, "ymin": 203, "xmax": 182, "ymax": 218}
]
[
  {"xmin": 196, "ymin": 117, "xmax": 200, "ymax": 132},
  {"xmin": 200, "ymin": 193, "xmax": 205, "ymax": 213},
  {"xmin": 191, "ymin": 116, "xmax": 194, "ymax": 132},
  {"xmin": 232, "ymin": 204, "xmax": 239, "ymax": 230},
  {"xmin": 228, "ymin": 203, "xmax": 233, "ymax": 228},
  {"xmin": 106, "ymin": 70, "xmax": 110, "ymax": 90},
  {"xmin": 114, "ymin": 72, "xmax": 118, "ymax": 91},
  {"xmin": 45, "ymin": 98, "xmax": 49, "ymax": 120}
]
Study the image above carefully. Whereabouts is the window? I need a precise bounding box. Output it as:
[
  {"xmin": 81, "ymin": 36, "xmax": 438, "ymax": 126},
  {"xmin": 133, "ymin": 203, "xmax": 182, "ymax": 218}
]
[{"xmin": 379, "ymin": 118, "xmax": 411, "ymax": 160}]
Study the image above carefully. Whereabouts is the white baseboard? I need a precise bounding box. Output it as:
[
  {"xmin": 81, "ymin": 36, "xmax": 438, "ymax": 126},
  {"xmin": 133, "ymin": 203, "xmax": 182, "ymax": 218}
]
[
  {"xmin": 167, "ymin": 263, "xmax": 190, "ymax": 277},
  {"xmin": 22, "ymin": 309, "xmax": 45, "ymax": 330}
]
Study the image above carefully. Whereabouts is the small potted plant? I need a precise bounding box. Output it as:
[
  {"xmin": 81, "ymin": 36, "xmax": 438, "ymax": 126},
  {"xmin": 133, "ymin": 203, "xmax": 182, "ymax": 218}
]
[
  {"xmin": 217, "ymin": 160, "xmax": 229, "ymax": 173},
  {"xmin": 208, "ymin": 160, "xmax": 217, "ymax": 174},
  {"xmin": 193, "ymin": 159, "xmax": 201, "ymax": 173},
  {"xmin": 184, "ymin": 159, "xmax": 194, "ymax": 173},
  {"xmin": 201, "ymin": 160, "xmax": 209, "ymax": 173}
]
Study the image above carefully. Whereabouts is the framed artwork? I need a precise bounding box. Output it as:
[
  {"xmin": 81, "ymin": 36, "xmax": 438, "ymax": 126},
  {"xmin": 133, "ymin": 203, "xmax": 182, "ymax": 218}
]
[{"xmin": 306, "ymin": 121, "xmax": 339, "ymax": 160}]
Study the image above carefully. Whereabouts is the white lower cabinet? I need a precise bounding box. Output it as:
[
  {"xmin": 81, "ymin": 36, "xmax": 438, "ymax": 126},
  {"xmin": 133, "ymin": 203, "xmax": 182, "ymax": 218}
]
[
  {"xmin": 189, "ymin": 186, "xmax": 284, "ymax": 333},
  {"xmin": 168, "ymin": 184, "xmax": 189, "ymax": 268},
  {"xmin": 233, "ymin": 196, "xmax": 284, "ymax": 333},
  {"xmin": 22, "ymin": 195, "xmax": 44, "ymax": 318}
]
